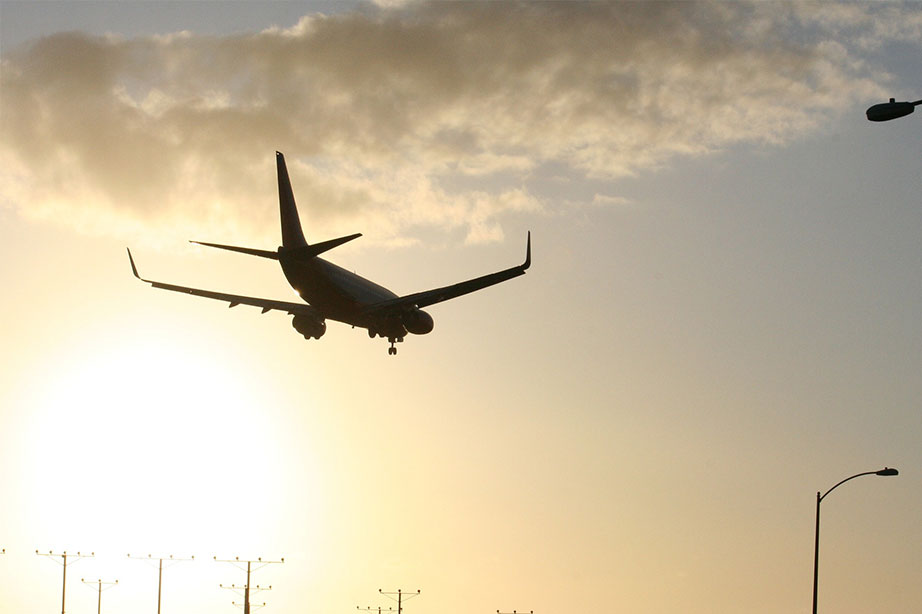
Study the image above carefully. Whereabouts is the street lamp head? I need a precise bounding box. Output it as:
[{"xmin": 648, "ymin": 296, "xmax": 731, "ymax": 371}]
[
  {"xmin": 866, "ymin": 98, "xmax": 918, "ymax": 122},
  {"xmin": 875, "ymin": 467, "xmax": 899, "ymax": 476}
]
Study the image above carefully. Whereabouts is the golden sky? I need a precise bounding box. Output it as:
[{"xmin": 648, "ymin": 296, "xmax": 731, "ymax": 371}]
[{"xmin": 1, "ymin": 2, "xmax": 921, "ymax": 613}]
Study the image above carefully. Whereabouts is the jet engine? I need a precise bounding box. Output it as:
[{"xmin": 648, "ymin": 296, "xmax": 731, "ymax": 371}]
[
  {"xmin": 291, "ymin": 314, "xmax": 326, "ymax": 339},
  {"xmin": 402, "ymin": 308, "xmax": 434, "ymax": 335}
]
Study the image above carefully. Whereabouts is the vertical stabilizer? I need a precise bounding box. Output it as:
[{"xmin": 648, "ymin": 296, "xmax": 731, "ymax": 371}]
[{"xmin": 277, "ymin": 151, "xmax": 308, "ymax": 248}]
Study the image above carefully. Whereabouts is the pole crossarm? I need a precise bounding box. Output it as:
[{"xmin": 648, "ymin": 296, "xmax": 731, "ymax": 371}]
[
  {"xmin": 82, "ymin": 578, "xmax": 119, "ymax": 591},
  {"xmin": 128, "ymin": 553, "xmax": 196, "ymax": 567},
  {"xmin": 36, "ymin": 550, "xmax": 95, "ymax": 565},
  {"xmin": 498, "ymin": 610, "xmax": 534, "ymax": 613},
  {"xmin": 379, "ymin": 589, "xmax": 420, "ymax": 601},
  {"xmin": 221, "ymin": 583, "xmax": 274, "ymax": 594},
  {"xmin": 215, "ymin": 556, "xmax": 285, "ymax": 574},
  {"xmin": 232, "ymin": 601, "xmax": 267, "ymax": 611}
]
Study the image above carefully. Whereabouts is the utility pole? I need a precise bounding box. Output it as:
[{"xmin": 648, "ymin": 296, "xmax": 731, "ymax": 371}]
[
  {"xmin": 81, "ymin": 579, "xmax": 118, "ymax": 614},
  {"xmin": 36, "ymin": 550, "xmax": 94, "ymax": 614},
  {"xmin": 215, "ymin": 556, "xmax": 284, "ymax": 613},
  {"xmin": 128, "ymin": 553, "xmax": 195, "ymax": 614},
  {"xmin": 378, "ymin": 588, "xmax": 420, "ymax": 614}
]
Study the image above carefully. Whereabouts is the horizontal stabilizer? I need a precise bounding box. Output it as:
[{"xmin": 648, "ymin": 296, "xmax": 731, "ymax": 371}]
[
  {"xmin": 283, "ymin": 233, "xmax": 362, "ymax": 261},
  {"xmin": 190, "ymin": 241, "xmax": 279, "ymax": 259}
]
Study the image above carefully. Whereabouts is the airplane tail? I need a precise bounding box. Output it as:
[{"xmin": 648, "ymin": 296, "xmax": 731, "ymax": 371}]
[
  {"xmin": 274, "ymin": 151, "xmax": 363, "ymax": 260},
  {"xmin": 277, "ymin": 151, "xmax": 308, "ymax": 248}
]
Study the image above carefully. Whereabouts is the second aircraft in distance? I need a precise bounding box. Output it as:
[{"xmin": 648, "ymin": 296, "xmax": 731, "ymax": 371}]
[{"xmin": 128, "ymin": 151, "xmax": 531, "ymax": 355}]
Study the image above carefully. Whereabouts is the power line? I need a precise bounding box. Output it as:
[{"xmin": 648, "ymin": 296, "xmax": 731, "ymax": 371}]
[
  {"xmin": 81, "ymin": 578, "xmax": 118, "ymax": 614},
  {"xmin": 128, "ymin": 553, "xmax": 195, "ymax": 614},
  {"xmin": 215, "ymin": 556, "xmax": 284, "ymax": 613},
  {"xmin": 36, "ymin": 550, "xmax": 94, "ymax": 614}
]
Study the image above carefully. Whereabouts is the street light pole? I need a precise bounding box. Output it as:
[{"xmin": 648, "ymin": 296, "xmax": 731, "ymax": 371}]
[{"xmin": 811, "ymin": 467, "xmax": 898, "ymax": 614}]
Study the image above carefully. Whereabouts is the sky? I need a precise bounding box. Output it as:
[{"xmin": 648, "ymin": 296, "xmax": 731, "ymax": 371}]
[{"xmin": 0, "ymin": 1, "xmax": 920, "ymax": 613}]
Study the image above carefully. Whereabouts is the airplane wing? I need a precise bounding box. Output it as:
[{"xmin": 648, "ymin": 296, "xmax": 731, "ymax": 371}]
[
  {"xmin": 126, "ymin": 249, "xmax": 321, "ymax": 318},
  {"xmin": 363, "ymin": 232, "xmax": 531, "ymax": 315}
]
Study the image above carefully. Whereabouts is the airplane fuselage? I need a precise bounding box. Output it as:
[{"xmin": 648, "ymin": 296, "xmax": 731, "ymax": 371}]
[{"xmin": 279, "ymin": 250, "xmax": 399, "ymax": 325}]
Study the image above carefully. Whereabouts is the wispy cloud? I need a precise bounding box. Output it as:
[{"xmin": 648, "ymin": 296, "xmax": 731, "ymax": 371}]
[{"xmin": 0, "ymin": 1, "xmax": 910, "ymax": 245}]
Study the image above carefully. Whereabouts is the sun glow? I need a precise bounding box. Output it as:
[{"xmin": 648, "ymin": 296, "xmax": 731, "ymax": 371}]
[{"xmin": 21, "ymin": 328, "xmax": 290, "ymax": 554}]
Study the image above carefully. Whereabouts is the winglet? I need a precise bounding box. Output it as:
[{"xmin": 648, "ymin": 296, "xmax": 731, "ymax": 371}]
[
  {"xmin": 127, "ymin": 248, "xmax": 142, "ymax": 280},
  {"xmin": 522, "ymin": 231, "xmax": 531, "ymax": 270}
]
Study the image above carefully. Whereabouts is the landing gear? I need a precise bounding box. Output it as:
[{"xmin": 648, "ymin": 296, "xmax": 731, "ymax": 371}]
[{"xmin": 387, "ymin": 336, "xmax": 403, "ymax": 356}]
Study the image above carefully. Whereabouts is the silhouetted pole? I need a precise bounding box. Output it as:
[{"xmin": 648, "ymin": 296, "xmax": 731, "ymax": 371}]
[
  {"xmin": 215, "ymin": 556, "xmax": 283, "ymax": 612},
  {"xmin": 81, "ymin": 578, "xmax": 118, "ymax": 614},
  {"xmin": 128, "ymin": 553, "xmax": 195, "ymax": 614},
  {"xmin": 379, "ymin": 588, "xmax": 420, "ymax": 614},
  {"xmin": 812, "ymin": 467, "xmax": 898, "ymax": 614},
  {"xmin": 36, "ymin": 550, "xmax": 94, "ymax": 614}
]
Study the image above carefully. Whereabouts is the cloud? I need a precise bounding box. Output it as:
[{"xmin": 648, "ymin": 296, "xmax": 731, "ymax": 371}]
[{"xmin": 0, "ymin": 1, "xmax": 912, "ymax": 245}]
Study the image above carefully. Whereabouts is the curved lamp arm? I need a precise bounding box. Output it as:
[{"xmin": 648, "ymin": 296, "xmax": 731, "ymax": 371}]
[{"xmin": 819, "ymin": 467, "xmax": 899, "ymax": 502}]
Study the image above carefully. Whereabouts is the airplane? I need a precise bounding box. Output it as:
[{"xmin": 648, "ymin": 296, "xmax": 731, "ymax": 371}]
[{"xmin": 128, "ymin": 151, "xmax": 531, "ymax": 355}]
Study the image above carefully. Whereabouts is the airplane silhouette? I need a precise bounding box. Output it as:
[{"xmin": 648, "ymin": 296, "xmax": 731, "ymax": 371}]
[{"xmin": 128, "ymin": 152, "xmax": 530, "ymax": 355}]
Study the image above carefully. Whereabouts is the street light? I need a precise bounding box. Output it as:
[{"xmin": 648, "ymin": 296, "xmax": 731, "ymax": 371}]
[
  {"xmin": 812, "ymin": 467, "xmax": 898, "ymax": 613},
  {"xmin": 866, "ymin": 98, "xmax": 921, "ymax": 122}
]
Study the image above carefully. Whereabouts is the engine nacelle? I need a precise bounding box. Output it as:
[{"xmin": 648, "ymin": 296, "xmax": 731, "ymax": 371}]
[
  {"xmin": 402, "ymin": 308, "xmax": 434, "ymax": 335},
  {"xmin": 291, "ymin": 314, "xmax": 326, "ymax": 339}
]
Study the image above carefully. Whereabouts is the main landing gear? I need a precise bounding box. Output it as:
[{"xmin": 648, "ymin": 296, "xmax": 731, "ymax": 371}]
[{"xmin": 387, "ymin": 337, "xmax": 403, "ymax": 355}]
